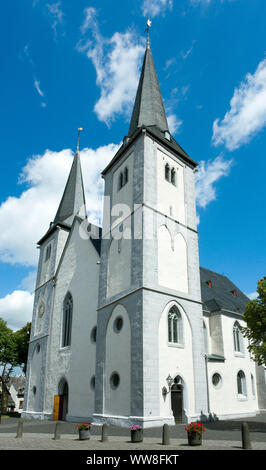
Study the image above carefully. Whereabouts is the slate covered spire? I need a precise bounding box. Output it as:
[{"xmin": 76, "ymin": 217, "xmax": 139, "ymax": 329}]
[
  {"xmin": 128, "ymin": 35, "xmax": 169, "ymax": 137},
  {"xmin": 53, "ymin": 133, "xmax": 87, "ymax": 226}
]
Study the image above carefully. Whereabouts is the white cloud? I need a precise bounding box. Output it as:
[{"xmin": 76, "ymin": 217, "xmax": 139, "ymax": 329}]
[
  {"xmin": 46, "ymin": 1, "xmax": 64, "ymax": 38},
  {"xmin": 34, "ymin": 79, "xmax": 44, "ymax": 97},
  {"xmin": 0, "ymin": 290, "xmax": 34, "ymax": 331},
  {"xmin": 141, "ymin": 0, "xmax": 173, "ymax": 17},
  {"xmin": 0, "ymin": 143, "xmax": 119, "ymax": 267},
  {"xmin": 167, "ymin": 114, "xmax": 183, "ymax": 134},
  {"xmin": 195, "ymin": 155, "xmax": 233, "ymax": 208},
  {"xmin": 190, "ymin": 0, "xmax": 211, "ymax": 5},
  {"xmin": 246, "ymin": 291, "xmax": 258, "ymax": 300},
  {"xmin": 77, "ymin": 8, "xmax": 145, "ymax": 125},
  {"xmin": 181, "ymin": 41, "xmax": 197, "ymax": 60},
  {"xmin": 212, "ymin": 57, "xmax": 266, "ymax": 150}
]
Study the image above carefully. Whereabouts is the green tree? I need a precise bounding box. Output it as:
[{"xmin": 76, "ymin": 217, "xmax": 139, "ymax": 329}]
[
  {"xmin": 0, "ymin": 318, "xmax": 18, "ymax": 416},
  {"xmin": 241, "ymin": 277, "xmax": 266, "ymax": 366},
  {"xmin": 0, "ymin": 318, "xmax": 31, "ymax": 418},
  {"xmin": 13, "ymin": 322, "xmax": 31, "ymax": 374}
]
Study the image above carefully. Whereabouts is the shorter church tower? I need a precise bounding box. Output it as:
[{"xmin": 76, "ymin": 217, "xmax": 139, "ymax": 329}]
[{"xmin": 23, "ymin": 143, "xmax": 87, "ymax": 418}]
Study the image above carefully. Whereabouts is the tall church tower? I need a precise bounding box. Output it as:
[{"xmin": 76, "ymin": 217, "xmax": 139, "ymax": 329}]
[
  {"xmin": 23, "ymin": 147, "xmax": 87, "ymax": 417},
  {"xmin": 94, "ymin": 34, "xmax": 208, "ymax": 427}
]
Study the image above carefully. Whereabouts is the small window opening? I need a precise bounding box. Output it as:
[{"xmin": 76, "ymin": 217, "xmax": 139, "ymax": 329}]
[
  {"xmin": 207, "ymin": 280, "xmax": 212, "ymax": 288},
  {"xmin": 165, "ymin": 164, "xmax": 170, "ymax": 181}
]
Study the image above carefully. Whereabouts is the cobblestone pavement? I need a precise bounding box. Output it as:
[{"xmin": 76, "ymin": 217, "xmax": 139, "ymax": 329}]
[{"xmin": 0, "ymin": 432, "xmax": 266, "ymax": 451}]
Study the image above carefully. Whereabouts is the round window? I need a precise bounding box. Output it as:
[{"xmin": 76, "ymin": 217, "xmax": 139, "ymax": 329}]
[
  {"xmin": 91, "ymin": 326, "xmax": 97, "ymax": 343},
  {"xmin": 110, "ymin": 372, "xmax": 120, "ymax": 389},
  {"xmin": 114, "ymin": 316, "xmax": 123, "ymax": 333},
  {"xmin": 212, "ymin": 373, "xmax": 222, "ymax": 388}
]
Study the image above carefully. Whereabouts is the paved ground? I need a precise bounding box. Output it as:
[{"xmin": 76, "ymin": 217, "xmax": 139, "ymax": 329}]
[{"xmin": 0, "ymin": 413, "xmax": 266, "ymax": 451}]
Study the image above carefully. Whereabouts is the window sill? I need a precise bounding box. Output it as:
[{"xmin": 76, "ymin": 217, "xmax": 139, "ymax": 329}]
[
  {"xmin": 234, "ymin": 352, "xmax": 245, "ymax": 358},
  {"xmin": 237, "ymin": 395, "xmax": 248, "ymax": 401},
  {"xmin": 59, "ymin": 346, "xmax": 71, "ymax": 352},
  {"xmin": 168, "ymin": 342, "xmax": 184, "ymax": 349}
]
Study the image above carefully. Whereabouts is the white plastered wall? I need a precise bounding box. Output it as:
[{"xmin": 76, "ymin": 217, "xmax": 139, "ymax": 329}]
[
  {"xmin": 158, "ymin": 300, "xmax": 195, "ymax": 421},
  {"xmin": 104, "ymin": 304, "xmax": 131, "ymax": 418},
  {"xmin": 157, "ymin": 149, "xmax": 186, "ymax": 224},
  {"xmin": 44, "ymin": 219, "xmax": 100, "ymax": 420},
  {"xmin": 157, "ymin": 225, "xmax": 188, "ymax": 293},
  {"xmin": 205, "ymin": 314, "xmax": 259, "ymax": 418}
]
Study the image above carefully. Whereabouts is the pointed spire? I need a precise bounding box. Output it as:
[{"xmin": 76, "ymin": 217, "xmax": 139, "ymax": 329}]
[
  {"xmin": 128, "ymin": 22, "xmax": 169, "ymax": 137},
  {"xmin": 53, "ymin": 129, "xmax": 87, "ymax": 226}
]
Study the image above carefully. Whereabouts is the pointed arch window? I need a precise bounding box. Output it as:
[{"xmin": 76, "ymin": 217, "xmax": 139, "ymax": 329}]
[
  {"xmin": 171, "ymin": 168, "xmax": 176, "ymax": 186},
  {"xmin": 237, "ymin": 370, "xmax": 247, "ymax": 397},
  {"xmin": 124, "ymin": 166, "xmax": 128, "ymax": 184},
  {"xmin": 168, "ymin": 305, "xmax": 183, "ymax": 345},
  {"xmin": 233, "ymin": 321, "xmax": 243, "ymax": 354},
  {"xmin": 119, "ymin": 172, "xmax": 124, "ymax": 190},
  {"xmin": 165, "ymin": 163, "xmax": 170, "ymax": 182},
  {"xmin": 62, "ymin": 293, "xmax": 73, "ymax": 347}
]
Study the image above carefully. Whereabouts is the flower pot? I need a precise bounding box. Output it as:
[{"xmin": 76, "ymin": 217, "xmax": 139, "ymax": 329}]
[
  {"xmin": 187, "ymin": 431, "xmax": 202, "ymax": 446},
  {"xmin": 79, "ymin": 428, "xmax": 90, "ymax": 440},
  {"xmin": 131, "ymin": 429, "xmax": 143, "ymax": 443}
]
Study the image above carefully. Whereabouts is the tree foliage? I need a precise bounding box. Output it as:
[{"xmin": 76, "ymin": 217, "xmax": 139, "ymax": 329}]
[
  {"xmin": 0, "ymin": 318, "xmax": 31, "ymax": 414},
  {"xmin": 241, "ymin": 277, "xmax": 266, "ymax": 366}
]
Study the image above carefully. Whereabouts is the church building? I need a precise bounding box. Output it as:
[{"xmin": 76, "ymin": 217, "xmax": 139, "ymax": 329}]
[{"xmin": 22, "ymin": 33, "xmax": 266, "ymax": 427}]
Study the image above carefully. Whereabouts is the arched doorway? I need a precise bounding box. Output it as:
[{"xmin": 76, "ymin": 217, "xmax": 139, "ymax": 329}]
[
  {"xmin": 58, "ymin": 379, "xmax": 68, "ymax": 421},
  {"xmin": 171, "ymin": 376, "xmax": 183, "ymax": 424}
]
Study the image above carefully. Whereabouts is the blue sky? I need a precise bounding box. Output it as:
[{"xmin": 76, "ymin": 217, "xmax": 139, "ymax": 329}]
[{"xmin": 0, "ymin": 0, "xmax": 265, "ymax": 330}]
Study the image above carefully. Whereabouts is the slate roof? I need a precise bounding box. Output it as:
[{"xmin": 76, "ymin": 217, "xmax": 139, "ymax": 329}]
[
  {"xmin": 53, "ymin": 151, "xmax": 87, "ymax": 226},
  {"xmin": 200, "ymin": 267, "xmax": 250, "ymax": 315},
  {"xmin": 128, "ymin": 44, "xmax": 169, "ymax": 137}
]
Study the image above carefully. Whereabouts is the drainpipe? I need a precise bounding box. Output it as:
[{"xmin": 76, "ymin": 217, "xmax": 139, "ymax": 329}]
[{"xmin": 204, "ymin": 354, "xmax": 210, "ymax": 416}]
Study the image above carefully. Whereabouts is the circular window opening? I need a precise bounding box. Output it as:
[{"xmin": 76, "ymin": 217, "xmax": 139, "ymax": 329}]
[
  {"xmin": 91, "ymin": 326, "xmax": 97, "ymax": 343},
  {"xmin": 110, "ymin": 372, "xmax": 120, "ymax": 389},
  {"xmin": 212, "ymin": 373, "xmax": 222, "ymax": 388},
  {"xmin": 32, "ymin": 386, "xmax": 37, "ymax": 395},
  {"xmin": 114, "ymin": 316, "xmax": 123, "ymax": 333},
  {"xmin": 90, "ymin": 376, "xmax": 95, "ymax": 390}
]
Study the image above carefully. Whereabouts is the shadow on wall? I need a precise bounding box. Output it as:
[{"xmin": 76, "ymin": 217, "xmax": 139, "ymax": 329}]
[{"xmin": 199, "ymin": 410, "xmax": 266, "ymax": 433}]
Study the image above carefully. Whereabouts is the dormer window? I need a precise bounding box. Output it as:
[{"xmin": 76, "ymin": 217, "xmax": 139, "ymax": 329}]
[
  {"xmin": 164, "ymin": 131, "xmax": 171, "ymax": 141},
  {"xmin": 207, "ymin": 280, "xmax": 212, "ymax": 288},
  {"xmin": 232, "ymin": 289, "xmax": 237, "ymax": 297}
]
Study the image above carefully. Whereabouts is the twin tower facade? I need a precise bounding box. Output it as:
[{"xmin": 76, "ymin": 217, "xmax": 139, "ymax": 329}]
[{"xmin": 22, "ymin": 40, "xmax": 260, "ymax": 426}]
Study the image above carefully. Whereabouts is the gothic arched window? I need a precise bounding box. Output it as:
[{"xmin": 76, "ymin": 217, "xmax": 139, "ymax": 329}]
[
  {"xmin": 119, "ymin": 172, "xmax": 124, "ymax": 190},
  {"xmin": 62, "ymin": 293, "xmax": 73, "ymax": 347},
  {"xmin": 171, "ymin": 168, "xmax": 176, "ymax": 186},
  {"xmin": 165, "ymin": 164, "xmax": 170, "ymax": 182},
  {"xmin": 233, "ymin": 321, "xmax": 243, "ymax": 353},
  {"xmin": 168, "ymin": 305, "xmax": 183, "ymax": 344},
  {"xmin": 237, "ymin": 370, "xmax": 247, "ymax": 396},
  {"xmin": 124, "ymin": 167, "xmax": 128, "ymax": 185}
]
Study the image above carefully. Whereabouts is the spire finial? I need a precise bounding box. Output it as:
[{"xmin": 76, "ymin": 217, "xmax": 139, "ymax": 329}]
[
  {"xmin": 145, "ymin": 19, "xmax": 152, "ymax": 49},
  {"xmin": 76, "ymin": 127, "xmax": 83, "ymax": 154}
]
